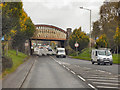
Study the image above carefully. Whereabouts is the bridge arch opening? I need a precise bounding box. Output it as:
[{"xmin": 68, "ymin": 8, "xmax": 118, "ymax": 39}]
[{"xmin": 29, "ymin": 24, "xmax": 67, "ymax": 55}]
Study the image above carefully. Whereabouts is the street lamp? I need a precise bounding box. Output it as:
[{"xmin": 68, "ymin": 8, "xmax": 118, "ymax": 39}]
[{"xmin": 79, "ymin": 7, "xmax": 92, "ymax": 51}]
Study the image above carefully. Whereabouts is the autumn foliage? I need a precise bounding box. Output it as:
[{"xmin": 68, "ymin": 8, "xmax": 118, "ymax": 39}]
[
  {"xmin": 69, "ymin": 27, "xmax": 89, "ymax": 52},
  {"xmin": 95, "ymin": 34, "xmax": 109, "ymax": 48},
  {"xmin": 114, "ymin": 27, "xmax": 120, "ymax": 46}
]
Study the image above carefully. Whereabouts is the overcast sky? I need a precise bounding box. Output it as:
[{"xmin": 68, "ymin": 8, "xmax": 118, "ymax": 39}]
[{"xmin": 22, "ymin": 0, "xmax": 105, "ymax": 33}]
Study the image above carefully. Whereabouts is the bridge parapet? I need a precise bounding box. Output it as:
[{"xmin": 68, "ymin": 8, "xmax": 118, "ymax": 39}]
[{"xmin": 32, "ymin": 24, "xmax": 67, "ymax": 41}]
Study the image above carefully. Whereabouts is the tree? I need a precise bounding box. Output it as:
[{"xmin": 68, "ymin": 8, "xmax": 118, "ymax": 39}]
[
  {"xmin": 2, "ymin": 2, "xmax": 23, "ymax": 36},
  {"xmin": 92, "ymin": 20, "xmax": 101, "ymax": 39},
  {"xmin": 114, "ymin": 27, "xmax": 120, "ymax": 54},
  {"xmin": 95, "ymin": 34, "xmax": 109, "ymax": 48},
  {"xmin": 12, "ymin": 9, "xmax": 35, "ymax": 55},
  {"xmin": 100, "ymin": 1, "xmax": 120, "ymax": 48},
  {"xmin": 2, "ymin": 2, "xmax": 23, "ymax": 56},
  {"xmin": 69, "ymin": 27, "xmax": 89, "ymax": 52},
  {"xmin": 2, "ymin": 2, "xmax": 35, "ymax": 55}
]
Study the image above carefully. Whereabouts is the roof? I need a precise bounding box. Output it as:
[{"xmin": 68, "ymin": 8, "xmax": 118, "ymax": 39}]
[{"xmin": 35, "ymin": 24, "xmax": 67, "ymax": 34}]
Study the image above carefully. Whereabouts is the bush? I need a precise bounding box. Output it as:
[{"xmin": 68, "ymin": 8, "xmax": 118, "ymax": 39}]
[
  {"xmin": 2, "ymin": 55, "xmax": 13, "ymax": 72},
  {"xmin": 65, "ymin": 45, "xmax": 76, "ymax": 55}
]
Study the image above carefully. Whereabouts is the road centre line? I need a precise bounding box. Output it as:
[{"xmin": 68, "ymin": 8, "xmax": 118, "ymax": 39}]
[
  {"xmin": 88, "ymin": 84, "xmax": 96, "ymax": 89},
  {"xmin": 70, "ymin": 70, "xmax": 75, "ymax": 74},
  {"xmin": 50, "ymin": 56, "xmax": 97, "ymax": 90},
  {"xmin": 65, "ymin": 67, "xmax": 70, "ymax": 71},
  {"xmin": 77, "ymin": 75, "xmax": 86, "ymax": 81},
  {"xmin": 63, "ymin": 65, "xmax": 65, "ymax": 68}
]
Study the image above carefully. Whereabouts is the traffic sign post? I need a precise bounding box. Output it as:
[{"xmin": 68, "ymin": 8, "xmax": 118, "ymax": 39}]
[{"xmin": 75, "ymin": 42, "xmax": 79, "ymax": 56}]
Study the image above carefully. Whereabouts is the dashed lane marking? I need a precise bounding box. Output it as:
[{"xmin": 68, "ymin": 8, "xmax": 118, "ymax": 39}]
[
  {"xmin": 77, "ymin": 75, "xmax": 86, "ymax": 81},
  {"xmin": 88, "ymin": 84, "xmax": 96, "ymax": 89},
  {"xmin": 70, "ymin": 70, "xmax": 75, "ymax": 74},
  {"xmin": 63, "ymin": 65, "xmax": 66, "ymax": 68},
  {"xmin": 50, "ymin": 56, "xmax": 97, "ymax": 90},
  {"xmin": 65, "ymin": 67, "xmax": 70, "ymax": 71}
]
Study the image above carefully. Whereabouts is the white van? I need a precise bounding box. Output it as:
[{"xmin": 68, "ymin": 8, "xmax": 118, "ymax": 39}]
[
  {"xmin": 91, "ymin": 48, "xmax": 113, "ymax": 65},
  {"xmin": 56, "ymin": 48, "xmax": 66, "ymax": 58}
]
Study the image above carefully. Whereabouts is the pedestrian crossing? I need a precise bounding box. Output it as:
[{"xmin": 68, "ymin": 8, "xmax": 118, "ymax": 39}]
[{"xmin": 63, "ymin": 64, "xmax": 120, "ymax": 89}]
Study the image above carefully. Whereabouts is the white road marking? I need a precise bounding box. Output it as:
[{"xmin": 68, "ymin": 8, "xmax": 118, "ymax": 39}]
[
  {"xmin": 92, "ymin": 82, "xmax": 119, "ymax": 85},
  {"xmin": 87, "ymin": 79, "xmax": 119, "ymax": 83},
  {"xmin": 58, "ymin": 62, "xmax": 61, "ymax": 65},
  {"xmin": 70, "ymin": 71, "xmax": 75, "ymax": 74},
  {"xmin": 66, "ymin": 67, "xmax": 70, "ymax": 71},
  {"xmin": 88, "ymin": 84, "xmax": 96, "ymax": 89},
  {"xmin": 97, "ymin": 70, "xmax": 106, "ymax": 73},
  {"xmin": 97, "ymin": 86, "xmax": 119, "ymax": 88},
  {"xmin": 86, "ymin": 77, "xmax": 118, "ymax": 80},
  {"xmin": 84, "ymin": 67, "xmax": 91, "ymax": 69},
  {"xmin": 77, "ymin": 75, "xmax": 86, "ymax": 81},
  {"xmin": 63, "ymin": 65, "xmax": 66, "ymax": 68}
]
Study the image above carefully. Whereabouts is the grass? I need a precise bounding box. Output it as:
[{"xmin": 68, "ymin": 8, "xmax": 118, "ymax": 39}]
[
  {"xmin": 70, "ymin": 48, "xmax": 120, "ymax": 64},
  {"xmin": 71, "ymin": 48, "xmax": 91, "ymax": 61},
  {"xmin": 112, "ymin": 54, "xmax": 120, "ymax": 64},
  {"xmin": 2, "ymin": 50, "xmax": 28, "ymax": 78}
]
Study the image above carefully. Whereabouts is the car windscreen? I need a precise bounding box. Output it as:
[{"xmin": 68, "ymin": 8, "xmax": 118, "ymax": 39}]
[
  {"xmin": 98, "ymin": 51, "xmax": 106, "ymax": 55},
  {"xmin": 106, "ymin": 50, "xmax": 111, "ymax": 56},
  {"xmin": 98, "ymin": 50, "xmax": 111, "ymax": 56},
  {"xmin": 58, "ymin": 50, "xmax": 64, "ymax": 53}
]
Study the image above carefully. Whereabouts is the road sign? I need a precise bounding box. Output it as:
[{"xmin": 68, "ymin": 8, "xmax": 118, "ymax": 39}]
[{"xmin": 75, "ymin": 42, "xmax": 79, "ymax": 47}]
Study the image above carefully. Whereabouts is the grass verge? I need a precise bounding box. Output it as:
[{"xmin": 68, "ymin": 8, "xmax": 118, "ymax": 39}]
[
  {"xmin": 112, "ymin": 54, "xmax": 120, "ymax": 64},
  {"xmin": 70, "ymin": 48, "xmax": 91, "ymax": 61},
  {"xmin": 2, "ymin": 50, "xmax": 28, "ymax": 78}
]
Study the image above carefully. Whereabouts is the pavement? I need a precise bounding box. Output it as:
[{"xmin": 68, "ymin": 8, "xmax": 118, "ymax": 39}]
[{"xmin": 2, "ymin": 56, "xmax": 36, "ymax": 88}]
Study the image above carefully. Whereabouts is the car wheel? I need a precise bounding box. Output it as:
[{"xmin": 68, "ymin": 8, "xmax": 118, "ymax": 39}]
[
  {"xmin": 91, "ymin": 60, "xmax": 94, "ymax": 64},
  {"xmin": 97, "ymin": 62, "xmax": 100, "ymax": 65},
  {"xmin": 110, "ymin": 62, "xmax": 113, "ymax": 65},
  {"xmin": 103, "ymin": 62, "xmax": 106, "ymax": 65},
  {"xmin": 92, "ymin": 61, "xmax": 94, "ymax": 64}
]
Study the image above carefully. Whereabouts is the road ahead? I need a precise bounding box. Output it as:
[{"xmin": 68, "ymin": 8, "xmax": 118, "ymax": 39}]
[
  {"xmin": 21, "ymin": 56, "xmax": 90, "ymax": 88},
  {"xmin": 3, "ymin": 55, "xmax": 119, "ymax": 89}
]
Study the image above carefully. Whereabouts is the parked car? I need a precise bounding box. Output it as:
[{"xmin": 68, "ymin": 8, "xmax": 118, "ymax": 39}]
[
  {"xmin": 91, "ymin": 48, "xmax": 113, "ymax": 65},
  {"xmin": 56, "ymin": 48, "xmax": 66, "ymax": 58}
]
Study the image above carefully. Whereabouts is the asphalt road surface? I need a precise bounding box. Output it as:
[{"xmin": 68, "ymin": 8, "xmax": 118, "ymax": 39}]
[
  {"xmin": 3, "ymin": 55, "xmax": 119, "ymax": 89},
  {"xmin": 51, "ymin": 56, "xmax": 120, "ymax": 89},
  {"xmin": 21, "ymin": 56, "xmax": 90, "ymax": 88}
]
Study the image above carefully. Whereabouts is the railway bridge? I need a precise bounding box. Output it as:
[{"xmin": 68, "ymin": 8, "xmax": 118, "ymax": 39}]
[{"xmin": 29, "ymin": 24, "xmax": 72, "ymax": 55}]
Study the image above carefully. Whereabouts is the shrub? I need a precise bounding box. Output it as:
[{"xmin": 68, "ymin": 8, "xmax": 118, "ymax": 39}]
[{"xmin": 2, "ymin": 55, "xmax": 13, "ymax": 72}]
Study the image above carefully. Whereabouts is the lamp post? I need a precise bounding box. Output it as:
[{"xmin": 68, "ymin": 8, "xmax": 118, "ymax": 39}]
[{"xmin": 79, "ymin": 7, "xmax": 92, "ymax": 52}]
